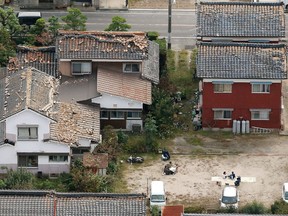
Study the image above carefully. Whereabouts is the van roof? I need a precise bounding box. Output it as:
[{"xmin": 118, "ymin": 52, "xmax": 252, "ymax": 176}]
[
  {"xmin": 151, "ymin": 181, "xmax": 164, "ymax": 194},
  {"xmin": 283, "ymin": 183, "xmax": 288, "ymax": 191},
  {"xmin": 17, "ymin": 12, "xmax": 41, "ymax": 17},
  {"xmin": 223, "ymin": 186, "xmax": 237, "ymax": 197}
]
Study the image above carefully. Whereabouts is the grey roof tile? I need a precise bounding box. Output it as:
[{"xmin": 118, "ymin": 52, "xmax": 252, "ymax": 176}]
[
  {"xmin": 197, "ymin": 2, "xmax": 285, "ymax": 37},
  {"xmin": 196, "ymin": 42, "xmax": 287, "ymax": 79},
  {"xmin": 0, "ymin": 190, "xmax": 146, "ymax": 216},
  {"xmin": 7, "ymin": 46, "xmax": 58, "ymax": 77},
  {"xmin": 0, "ymin": 67, "xmax": 59, "ymax": 122}
]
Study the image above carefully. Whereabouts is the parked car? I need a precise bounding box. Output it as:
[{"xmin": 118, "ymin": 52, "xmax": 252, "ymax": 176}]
[
  {"xmin": 17, "ymin": 11, "xmax": 42, "ymax": 26},
  {"xmin": 282, "ymin": 183, "xmax": 288, "ymax": 202},
  {"xmin": 220, "ymin": 185, "xmax": 239, "ymax": 209}
]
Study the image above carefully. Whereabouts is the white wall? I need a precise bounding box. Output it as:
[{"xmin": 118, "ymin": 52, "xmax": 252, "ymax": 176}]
[{"xmin": 0, "ymin": 144, "xmax": 17, "ymax": 164}]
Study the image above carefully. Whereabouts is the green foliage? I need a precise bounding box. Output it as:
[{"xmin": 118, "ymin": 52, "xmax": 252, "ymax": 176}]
[
  {"xmin": 0, "ymin": 7, "xmax": 22, "ymax": 37},
  {"xmin": 217, "ymin": 206, "xmax": 238, "ymax": 213},
  {"xmin": 48, "ymin": 16, "xmax": 61, "ymax": 38},
  {"xmin": 147, "ymin": 31, "xmax": 159, "ymax": 40},
  {"xmin": 149, "ymin": 87, "xmax": 175, "ymax": 138},
  {"xmin": 30, "ymin": 18, "xmax": 46, "ymax": 35},
  {"xmin": 122, "ymin": 134, "xmax": 146, "ymax": 153},
  {"xmin": 0, "ymin": 179, "xmax": 6, "ymax": 189},
  {"xmin": 190, "ymin": 48, "xmax": 198, "ymax": 81},
  {"xmin": 240, "ymin": 200, "xmax": 267, "ymax": 213},
  {"xmin": 151, "ymin": 205, "xmax": 160, "ymax": 216},
  {"xmin": 35, "ymin": 177, "xmax": 67, "ymax": 192},
  {"xmin": 105, "ymin": 16, "xmax": 131, "ymax": 31},
  {"xmin": 144, "ymin": 113, "xmax": 158, "ymax": 152},
  {"xmin": 184, "ymin": 205, "xmax": 205, "ymax": 213},
  {"xmin": 61, "ymin": 8, "xmax": 87, "ymax": 31},
  {"xmin": 155, "ymin": 38, "xmax": 167, "ymax": 77},
  {"xmin": 117, "ymin": 130, "xmax": 129, "ymax": 145},
  {"xmin": 106, "ymin": 161, "xmax": 119, "ymax": 175},
  {"xmin": 0, "ymin": 28, "xmax": 16, "ymax": 66},
  {"xmin": 4, "ymin": 168, "xmax": 35, "ymax": 189},
  {"xmin": 271, "ymin": 199, "xmax": 288, "ymax": 214}
]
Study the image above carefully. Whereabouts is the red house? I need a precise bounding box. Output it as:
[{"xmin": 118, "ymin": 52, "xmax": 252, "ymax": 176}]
[{"xmin": 196, "ymin": 2, "xmax": 287, "ymax": 131}]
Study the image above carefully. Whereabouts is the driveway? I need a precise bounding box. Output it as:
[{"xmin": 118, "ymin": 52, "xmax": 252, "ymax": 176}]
[{"xmin": 123, "ymin": 134, "xmax": 288, "ymax": 210}]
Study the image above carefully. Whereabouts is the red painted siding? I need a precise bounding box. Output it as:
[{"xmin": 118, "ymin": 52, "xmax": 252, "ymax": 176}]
[{"xmin": 202, "ymin": 82, "xmax": 282, "ymax": 129}]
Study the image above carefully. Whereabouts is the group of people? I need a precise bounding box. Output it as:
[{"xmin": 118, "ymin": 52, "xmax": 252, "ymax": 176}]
[
  {"xmin": 163, "ymin": 161, "xmax": 178, "ymax": 175},
  {"xmin": 223, "ymin": 171, "xmax": 241, "ymax": 187}
]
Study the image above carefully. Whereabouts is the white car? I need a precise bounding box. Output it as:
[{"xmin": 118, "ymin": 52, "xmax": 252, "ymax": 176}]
[
  {"xmin": 282, "ymin": 183, "xmax": 288, "ymax": 203},
  {"xmin": 220, "ymin": 186, "xmax": 239, "ymax": 209}
]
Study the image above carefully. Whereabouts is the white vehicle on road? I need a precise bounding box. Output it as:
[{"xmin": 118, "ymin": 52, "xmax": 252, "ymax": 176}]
[{"xmin": 282, "ymin": 183, "xmax": 288, "ymax": 202}]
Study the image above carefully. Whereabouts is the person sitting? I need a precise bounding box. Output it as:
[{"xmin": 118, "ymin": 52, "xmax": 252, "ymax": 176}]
[{"xmin": 229, "ymin": 171, "xmax": 236, "ymax": 180}]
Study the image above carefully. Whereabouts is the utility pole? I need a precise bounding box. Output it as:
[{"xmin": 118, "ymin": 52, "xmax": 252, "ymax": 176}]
[{"xmin": 168, "ymin": 0, "xmax": 172, "ymax": 49}]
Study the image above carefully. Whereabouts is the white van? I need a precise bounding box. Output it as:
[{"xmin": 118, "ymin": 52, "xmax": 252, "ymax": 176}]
[
  {"xmin": 282, "ymin": 183, "xmax": 288, "ymax": 202},
  {"xmin": 220, "ymin": 186, "xmax": 239, "ymax": 209},
  {"xmin": 150, "ymin": 181, "xmax": 166, "ymax": 211},
  {"xmin": 17, "ymin": 12, "xmax": 42, "ymax": 26}
]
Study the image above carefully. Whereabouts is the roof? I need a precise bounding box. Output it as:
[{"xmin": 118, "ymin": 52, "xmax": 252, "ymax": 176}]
[
  {"xmin": 162, "ymin": 205, "xmax": 184, "ymax": 216},
  {"xmin": 7, "ymin": 46, "xmax": 58, "ymax": 77},
  {"xmin": 182, "ymin": 214, "xmax": 284, "ymax": 216},
  {"xmin": 283, "ymin": 182, "xmax": 288, "ymax": 191},
  {"xmin": 0, "ymin": 190, "xmax": 146, "ymax": 216},
  {"xmin": 223, "ymin": 186, "xmax": 237, "ymax": 197},
  {"xmin": 83, "ymin": 152, "xmax": 108, "ymax": 169},
  {"xmin": 50, "ymin": 102, "xmax": 100, "ymax": 144},
  {"xmin": 56, "ymin": 30, "xmax": 159, "ymax": 84},
  {"xmin": 17, "ymin": 12, "xmax": 42, "ymax": 17},
  {"xmin": 196, "ymin": 42, "xmax": 287, "ymax": 79},
  {"xmin": 0, "ymin": 67, "xmax": 59, "ymax": 122},
  {"xmin": 197, "ymin": 2, "xmax": 285, "ymax": 37}
]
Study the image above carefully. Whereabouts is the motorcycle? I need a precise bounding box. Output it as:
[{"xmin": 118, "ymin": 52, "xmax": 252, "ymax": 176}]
[
  {"xmin": 161, "ymin": 150, "xmax": 170, "ymax": 161},
  {"xmin": 127, "ymin": 155, "xmax": 144, "ymax": 164}
]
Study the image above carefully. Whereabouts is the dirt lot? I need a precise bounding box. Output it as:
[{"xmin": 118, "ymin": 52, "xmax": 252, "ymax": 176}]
[{"xmin": 123, "ymin": 133, "xmax": 288, "ymax": 210}]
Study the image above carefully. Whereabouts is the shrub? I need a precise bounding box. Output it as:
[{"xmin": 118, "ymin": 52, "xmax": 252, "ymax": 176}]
[
  {"xmin": 4, "ymin": 168, "xmax": 35, "ymax": 189},
  {"xmin": 184, "ymin": 205, "xmax": 205, "ymax": 213},
  {"xmin": 217, "ymin": 206, "xmax": 238, "ymax": 213},
  {"xmin": 106, "ymin": 161, "xmax": 119, "ymax": 175},
  {"xmin": 117, "ymin": 130, "xmax": 128, "ymax": 145},
  {"xmin": 123, "ymin": 134, "xmax": 146, "ymax": 153},
  {"xmin": 271, "ymin": 199, "xmax": 288, "ymax": 214},
  {"xmin": 240, "ymin": 200, "xmax": 267, "ymax": 214}
]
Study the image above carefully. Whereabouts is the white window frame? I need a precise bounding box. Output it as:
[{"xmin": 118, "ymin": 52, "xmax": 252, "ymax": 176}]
[
  {"xmin": 251, "ymin": 83, "xmax": 271, "ymax": 93},
  {"xmin": 49, "ymin": 155, "xmax": 68, "ymax": 162},
  {"xmin": 100, "ymin": 110, "xmax": 109, "ymax": 119},
  {"xmin": 127, "ymin": 111, "xmax": 142, "ymax": 119},
  {"xmin": 213, "ymin": 108, "xmax": 233, "ymax": 120},
  {"xmin": 123, "ymin": 63, "xmax": 140, "ymax": 73},
  {"xmin": 110, "ymin": 111, "xmax": 125, "ymax": 119},
  {"xmin": 17, "ymin": 125, "xmax": 38, "ymax": 140},
  {"xmin": 250, "ymin": 109, "xmax": 270, "ymax": 120},
  {"xmin": 213, "ymin": 83, "xmax": 232, "ymax": 93},
  {"xmin": 18, "ymin": 155, "xmax": 38, "ymax": 168},
  {"xmin": 72, "ymin": 62, "xmax": 92, "ymax": 75}
]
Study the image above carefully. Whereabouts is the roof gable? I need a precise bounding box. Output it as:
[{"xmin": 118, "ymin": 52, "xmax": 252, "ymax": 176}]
[
  {"xmin": 0, "ymin": 67, "xmax": 59, "ymax": 121},
  {"xmin": 197, "ymin": 2, "xmax": 285, "ymax": 37},
  {"xmin": 196, "ymin": 42, "xmax": 287, "ymax": 79}
]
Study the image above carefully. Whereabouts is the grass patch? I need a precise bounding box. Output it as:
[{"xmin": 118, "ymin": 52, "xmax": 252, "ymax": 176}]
[
  {"xmin": 198, "ymin": 130, "xmax": 235, "ymax": 140},
  {"xmin": 185, "ymin": 134, "xmax": 202, "ymax": 146},
  {"xmin": 111, "ymin": 163, "xmax": 129, "ymax": 193}
]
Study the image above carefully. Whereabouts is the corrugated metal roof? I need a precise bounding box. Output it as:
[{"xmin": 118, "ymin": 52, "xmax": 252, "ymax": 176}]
[
  {"xmin": 0, "ymin": 190, "xmax": 146, "ymax": 216},
  {"xmin": 197, "ymin": 2, "xmax": 285, "ymax": 37},
  {"xmin": 196, "ymin": 42, "xmax": 287, "ymax": 79}
]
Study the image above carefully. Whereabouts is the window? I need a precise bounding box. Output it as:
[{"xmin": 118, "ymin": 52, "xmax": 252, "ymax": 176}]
[
  {"xmin": 100, "ymin": 110, "xmax": 109, "ymax": 119},
  {"xmin": 110, "ymin": 111, "xmax": 124, "ymax": 119},
  {"xmin": 49, "ymin": 155, "xmax": 68, "ymax": 162},
  {"xmin": 251, "ymin": 83, "xmax": 270, "ymax": 93},
  {"xmin": 213, "ymin": 109, "xmax": 233, "ymax": 120},
  {"xmin": 72, "ymin": 62, "xmax": 92, "ymax": 75},
  {"xmin": 214, "ymin": 84, "xmax": 232, "ymax": 93},
  {"xmin": 250, "ymin": 109, "xmax": 270, "ymax": 120},
  {"xmin": 18, "ymin": 155, "xmax": 38, "ymax": 167},
  {"xmin": 123, "ymin": 63, "xmax": 140, "ymax": 73},
  {"xmin": 127, "ymin": 111, "xmax": 141, "ymax": 119},
  {"xmin": 18, "ymin": 126, "xmax": 38, "ymax": 140}
]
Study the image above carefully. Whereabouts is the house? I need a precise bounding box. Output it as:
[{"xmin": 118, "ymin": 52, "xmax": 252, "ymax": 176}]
[
  {"xmin": 56, "ymin": 30, "xmax": 159, "ymax": 131},
  {"xmin": 196, "ymin": 2, "xmax": 287, "ymax": 131},
  {"xmin": 0, "ymin": 190, "xmax": 147, "ymax": 215},
  {"xmin": 82, "ymin": 152, "xmax": 108, "ymax": 175},
  {"xmin": 0, "ymin": 67, "xmax": 101, "ymax": 175}
]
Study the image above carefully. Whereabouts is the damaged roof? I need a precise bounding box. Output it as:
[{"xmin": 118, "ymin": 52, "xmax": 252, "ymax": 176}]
[
  {"xmin": 56, "ymin": 30, "xmax": 159, "ymax": 84},
  {"xmin": 0, "ymin": 190, "xmax": 146, "ymax": 216},
  {"xmin": 197, "ymin": 2, "xmax": 285, "ymax": 37},
  {"xmin": 196, "ymin": 42, "xmax": 287, "ymax": 79},
  {"xmin": 7, "ymin": 46, "xmax": 58, "ymax": 77},
  {"xmin": 0, "ymin": 67, "xmax": 59, "ymax": 121},
  {"xmin": 50, "ymin": 102, "xmax": 100, "ymax": 144}
]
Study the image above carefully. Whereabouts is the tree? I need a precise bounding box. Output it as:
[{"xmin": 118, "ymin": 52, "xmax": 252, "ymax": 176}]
[
  {"xmin": 61, "ymin": 8, "xmax": 87, "ymax": 31},
  {"xmin": 144, "ymin": 113, "xmax": 158, "ymax": 152},
  {"xmin": 30, "ymin": 18, "xmax": 46, "ymax": 35},
  {"xmin": 0, "ymin": 28, "xmax": 15, "ymax": 66},
  {"xmin": 105, "ymin": 16, "xmax": 131, "ymax": 31},
  {"xmin": 48, "ymin": 16, "xmax": 61, "ymax": 39},
  {"xmin": 0, "ymin": 7, "xmax": 22, "ymax": 37}
]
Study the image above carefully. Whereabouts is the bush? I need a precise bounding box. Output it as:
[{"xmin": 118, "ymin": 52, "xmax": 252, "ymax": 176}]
[
  {"xmin": 4, "ymin": 168, "xmax": 35, "ymax": 189},
  {"xmin": 106, "ymin": 161, "xmax": 119, "ymax": 175},
  {"xmin": 184, "ymin": 205, "xmax": 205, "ymax": 213},
  {"xmin": 117, "ymin": 130, "xmax": 128, "ymax": 145},
  {"xmin": 240, "ymin": 200, "xmax": 267, "ymax": 214},
  {"xmin": 217, "ymin": 206, "xmax": 238, "ymax": 213},
  {"xmin": 123, "ymin": 134, "xmax": 146, "ymax": 153},
  {"xmin": 271, "ymin": 199, "xmax": 288, "ymax": 214}
]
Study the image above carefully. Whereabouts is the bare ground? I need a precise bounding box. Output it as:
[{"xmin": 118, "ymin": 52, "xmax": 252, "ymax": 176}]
[{"xmin": 122, "ymin": 134, "xmax": 288, "ymax": 210}]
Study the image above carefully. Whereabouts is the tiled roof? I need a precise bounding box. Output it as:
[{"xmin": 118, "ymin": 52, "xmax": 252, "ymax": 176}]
[
  {"xmin": 0, "ymin": 190, "xmax": 147, "ymax": 216},
  {"xmin": 83, "ymin": 152, "xmax": 108, "ymax": 168},
  {"xmin": 196, "ymin": 42, "xmax": 287, "ymax": 79},
  {"xmin": 162, "ymin": 205, "xmax": 184, "ymax": 216},
  {"xmin": 182, "ymin": 214, "xmax": 283, "ymax": 216},
  {"xmin": 0, "ymin": 67, "xmax": 59, "ymax": 121},
  {"xmin": 7, "ymin": 46, "xmax": 58, "ymax": 77},
  {"xmin": 57, "ymin": 31, "xmax": 149, "ymax": 60},
  {"xmin": 50, "ymin": 102, "xmax": 100, "ymax": 144},
  {"xmin": 197, "ymin": 2, "xmax": 285, "ymax": 37}
]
